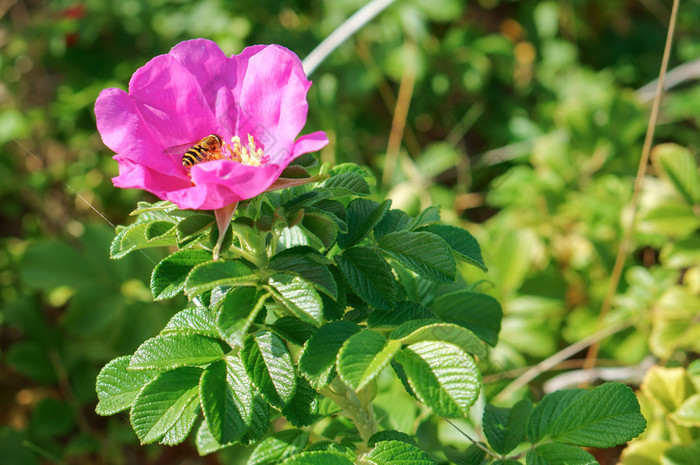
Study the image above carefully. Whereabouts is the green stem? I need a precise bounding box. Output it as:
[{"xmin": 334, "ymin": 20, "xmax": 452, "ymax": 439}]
[
  {"xmin": 321, "ymin": 378, "xmax": 378, "ymax": 447},
  {"xmin": 229, "ymin": 245, "xmax": 264, "ymax": 267},
  {"xmin": 228, "ymin": 222, "xmax": 268, "ymax": 268}
]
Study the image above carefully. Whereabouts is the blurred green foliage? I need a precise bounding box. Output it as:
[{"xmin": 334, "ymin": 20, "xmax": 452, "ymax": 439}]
[{"xmin": 2, "ymin": 0, "xmax": 700, "ymax": 463}]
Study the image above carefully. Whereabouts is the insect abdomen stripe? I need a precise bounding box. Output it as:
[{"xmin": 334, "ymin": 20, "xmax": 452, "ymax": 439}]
[{"xmin": 182, "ymin": 147, "xmax": 207, "ymax": 166}]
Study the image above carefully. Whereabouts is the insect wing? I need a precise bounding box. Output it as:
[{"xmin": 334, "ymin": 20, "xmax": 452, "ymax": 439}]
[{"xmin": 163, "ymin": 141, "xmax": 197, "ymax": 156}]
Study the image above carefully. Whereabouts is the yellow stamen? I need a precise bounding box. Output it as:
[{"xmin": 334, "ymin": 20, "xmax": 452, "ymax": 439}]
[{"xmin": 228, "ymin": 134, "xmax": 266, "ymax": 166}]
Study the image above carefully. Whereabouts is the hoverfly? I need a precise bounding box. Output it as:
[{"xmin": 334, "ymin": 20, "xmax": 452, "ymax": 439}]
[{"xmin": 164, "ymin": 134, "xmax": 225, "ymax": 168}]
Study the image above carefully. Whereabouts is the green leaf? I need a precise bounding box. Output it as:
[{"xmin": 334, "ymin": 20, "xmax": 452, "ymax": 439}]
[
  {"xmin": 151, "ymin": 249, "xmax": 212, "ymax": 300},
  {"xmin": 395, "ymin": 341, "xmax": 480, "ymax": 417},
  {"xmin": 320, "ymin": 170, "xmax": 371, "ymax": 196},
  {"xmin": 444, "ymin": 444, "xmax": 487, "ymax": 465},
  {"xmin": 216, "ymin": 288, "xmax": 267, "ymax": 348},
  {"xmin": 278, "ymin": 225, "xmax": 315, "ymax": 251},
  {"xmin": 146, "ymin": 220, "xmax": 177, "ymax": 241},
  {"xmin": 531, "ymin": 383, "xmax": 646, "ymax": 447},
  {"xmin": 526, "ymin": 443, "xmax": 597, "ymax": 465},
  {"xmin": 409, "ymin": 205, "xmax": 441, "ymax": 229},
  {"xmin": 641, "ymin": 366, "xmax": 694, "ymax": 413},
  {"xmin": 200, "ymin": 356, "xmax": 254, "ymax": 444},
  {"xmin": 322, "ymin": 266, "xmax": 348, "ymax": 320},
  {"xmin": 110, "ymin": 221, "xmax": 178, "ymax": 259},
  {"xmin": 308, "ymin": 199, "xmax": 348, "ymax": 232},
  {"xmin": 335, "ymin": 247, "xmax": 397, "ymax": 310},
  {"xmin": 283, "ymin": 191, "xmax": 332, "ymax": 216},
  {"xmin": 95, "ymin": 356, "xmax": 158, "ymax": 415},
  {"xmin": 617, "ymin": 440, "xmax": 670, "ymax": 465},
  {"xmin": 306, "ymin": 441, "xmax": 355, "ymax": 457},
  {"xmin": 663, "ymin": 442, "xmax": 700, "ymax": 465},
  {"xmin": 671, "ymin": 394, "xmax": 700, "ymax": 427},
  {"xmin": 268, "ymin": 276, "xmax": 324, "ymax": 326},
  {"xmin": 248, "ymin": 429, "xmax": 309, "ymax": 465},
  {"xmin": 638, "ymin": 201, "xmax": 700, "ymax": 237},
  {"xmin": 299, "ymin": 320, "xmax": 361, "ymax": 389},
  {"xmin": 269, "ymin": 316, "xmax": 316, "ymax": 346},
  {"xmin": 367, "ymin": 301, "xmax": 436, "ymax": 328},
  {"xmin": 374, "ymin": 209, "xmax": 412, "ymax": 242},
  {"xmin": 367, "ymin": 431, "xmax": 417, "ymax": 447},
  {"xmin": 176, "ymin": 214, "xmax": 215, "ymax": 241},
  {"xmin": 337, "ymin": 199, "xmax": 392, "ymax": 249},
  {"xmin": 160, "ymin": 400, "xmax": 202, "ymax": 446},
  {"xmin": 130, "ymin": 200, "xmax": 177, "ymax": 215},
  {"xmin": 281, "ymin": 377, "xmax": 320, "ymax": 427},
  {"xmin": 652, "ymin": 143, "xmax": 700, "ymax": 205},
  {"xmin": 431, "ymin": 291, "xmax": 502, "ymax": 346},
  {"xmin": 130, "ymin": 334, "xmax": 224, "ymax": 370},
  {"xmin": 417, "ymin": 224, "xmax": 487, "ymax": 272},
  {"xmin": 394, "ymin": 266, "xmax": 440, "ymax": 306},
  {"xmin": 661, "ymin": 236, "xmax": 700, "ymax": 269},
  {"xmin": 378, "ymin": 231, "xmax": 456, "ymax": 283},
  {"xmin": 19, "ymin": 239, "xmax": 89, "ymax": 290},
  {"xmin": 302, "ymin": 213, "xmax": 339, "ymax": 249},
  {"xmin": 337, "ymin": 330, "xmax": 402, "ymax": 391},
  {"xmin": 390, "ymin": 320, "xmax": 487, "ymax": 359},
  {"xmin": 195, "ymin": 420, "xmax": 232, "ymax": 455},
  {"xmin": 281, "ymin": 451, "xmax": 354, "ymax": 465},
  {"xmin": 238, "ymin": 393, "xmax": 271, "ymax": 446},
  {"xmin": 483, "ymin": 399, "xmax": 532, "ymax": 455},
  {"xmin": 279, "ymin": 164, "xmax": 311, "ymax": 179},
  {"xmin": 364, "ymin": 440, "xmax": 435, "ymax": 464},
  {"xmin": 241, "ymin": 330, "xmax": 297, "ymax": 408},
  {"xmin": 130, "ymin": 367, "xmax": 202, "ymax": 444},
  {"xmin": 5, "ymin": 341, "xmax": 56, "ymax": 384},
  {"xmin": 527, "ymin": 389, "xmax": 586, "ymax": 443},
  {"xmin": 270, "ymin": 247, "xmax": 338, "ymax": 299},
  {"xmin": 162, "ymin": 307, "xmax": 218, "ymax": 337},
  {"xmin": 184, "ymin": 260, "xmax": 258, "ymax": 297},
  {"xmin": 0, "ymin": 428, "xmax": 38, "ymax": 465},
  {"xmin": 28, "ymin": 398, "xmax": 74, "ymax": 439}
]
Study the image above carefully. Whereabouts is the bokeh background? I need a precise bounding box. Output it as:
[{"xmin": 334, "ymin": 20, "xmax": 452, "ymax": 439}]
[{"xmin": 2, "ymin": 0, "xmax": 700, "ymax": 463}]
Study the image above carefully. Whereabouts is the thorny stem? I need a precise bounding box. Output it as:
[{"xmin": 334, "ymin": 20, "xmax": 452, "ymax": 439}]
[
  {"xmin": 320, "ymin": 378, "xmax": 378, "ymax": 448},
  {"xmin": 583, "ymin": 0, "xmax": 679, "ymax": 374}
]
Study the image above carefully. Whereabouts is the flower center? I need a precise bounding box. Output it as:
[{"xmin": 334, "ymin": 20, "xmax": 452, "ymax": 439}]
[{"xmin": 226, "ymin": 134, "xmax": 269, "ymax": 167}]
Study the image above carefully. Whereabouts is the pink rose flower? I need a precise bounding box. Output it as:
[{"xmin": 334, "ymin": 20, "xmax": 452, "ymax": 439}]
[{"xmin": 95, "ymin": 39, "xmax": 328, "ymax": 211}]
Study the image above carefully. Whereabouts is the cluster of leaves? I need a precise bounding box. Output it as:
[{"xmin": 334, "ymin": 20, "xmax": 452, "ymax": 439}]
[
  {"xmin": 621, "ymin": 364, "xmax": 700, "ymax": 465},
  {"xmin": 97, "ymin": 159, "xmax": 645, "ymax": 465},
  {"xmin": 96, "ymin": 161, "xmax": 498, "ymax": 462},
  {"xmin": 96, "ymin": 160, "xmax": 648, "ymax": 463},
  {"xmin": 462, "ymin": 382, "xmax": 645, "ymax": 465}
]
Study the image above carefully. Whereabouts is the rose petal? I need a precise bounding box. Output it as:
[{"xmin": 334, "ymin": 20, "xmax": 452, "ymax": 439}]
[
  {"xmin": 292, "ymin": 131, "xmax": 330, "ymax": 158},
  {"xmin": 236, "ymin": 45, "xmax": 312, "ymax": 162},
  {"xmin": 128, "ymin": 53, "xmax": 220, "ymax": 148},
  {"xmin": 112, "ymin": 159, "xmax": 190, "ymax": 195}
]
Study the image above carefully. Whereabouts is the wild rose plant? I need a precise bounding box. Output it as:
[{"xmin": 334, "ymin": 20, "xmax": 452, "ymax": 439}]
[{"xmin": 94, "ymin": 40, "xmax": 644, "ymax": 464}]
